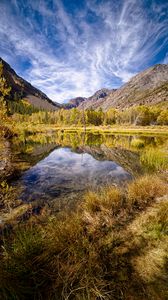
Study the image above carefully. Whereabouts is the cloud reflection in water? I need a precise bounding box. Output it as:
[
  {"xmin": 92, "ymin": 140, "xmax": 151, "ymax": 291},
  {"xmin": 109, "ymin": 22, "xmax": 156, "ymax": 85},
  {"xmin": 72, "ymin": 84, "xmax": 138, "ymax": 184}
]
[{"xmin": 20, "ymin": 147, "xmax": 131, "ymax": 201}]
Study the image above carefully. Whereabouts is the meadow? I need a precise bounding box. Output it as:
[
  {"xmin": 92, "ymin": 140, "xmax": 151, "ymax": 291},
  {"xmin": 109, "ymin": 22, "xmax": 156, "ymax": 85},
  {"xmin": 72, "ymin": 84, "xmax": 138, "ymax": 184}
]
[{"xmin": 0, "ymin": 86, "xmax": 168, "ymax": 299}]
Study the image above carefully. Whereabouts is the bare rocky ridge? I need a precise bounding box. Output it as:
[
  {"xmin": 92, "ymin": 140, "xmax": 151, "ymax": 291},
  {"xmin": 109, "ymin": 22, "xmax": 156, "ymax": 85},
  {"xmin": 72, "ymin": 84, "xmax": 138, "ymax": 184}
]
[
  {"xmin": 0, "ymin": 58, "xmax": 61, "ymax": 110},
  {"xmin": 75, "ymin": 88, "xmax": 113, "ymax": 110},
  {"xmin": 65, "ymin": 97, "xmax": 86, "ymax": 108},
  {"xmin": 65, "ymin": 89, "xmax": 113, "ymax": 109},
  {"xmin": 80, "ymin": 88, "xmax": 114, "ymax": 110},
  {"xmin": 78, "ymin": 64, "xmax": 168, "ymax": 111}
]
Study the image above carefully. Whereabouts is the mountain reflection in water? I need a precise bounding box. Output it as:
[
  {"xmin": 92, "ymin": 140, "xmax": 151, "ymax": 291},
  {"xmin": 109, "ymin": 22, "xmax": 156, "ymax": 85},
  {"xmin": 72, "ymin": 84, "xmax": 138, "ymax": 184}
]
[{"xmin": 18, "ymin": 147, "xmax": 131, "ymax": 202}]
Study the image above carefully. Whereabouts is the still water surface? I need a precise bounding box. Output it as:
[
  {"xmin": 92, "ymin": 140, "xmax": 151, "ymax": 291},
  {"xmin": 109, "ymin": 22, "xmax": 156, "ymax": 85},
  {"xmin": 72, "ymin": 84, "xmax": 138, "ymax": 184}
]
[
  {"xmin": 5, "ymin": 131, "xmax": 167, "ymax": 204},
  {"xmin": 19, "ymin": 147, "xmax": 131, "ymax": 202}
]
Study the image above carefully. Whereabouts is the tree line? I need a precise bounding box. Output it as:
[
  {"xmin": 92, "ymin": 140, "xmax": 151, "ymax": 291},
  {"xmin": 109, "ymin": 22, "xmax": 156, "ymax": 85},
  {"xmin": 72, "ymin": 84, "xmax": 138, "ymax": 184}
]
[
  {"xmin": 13, "ymin": 105, "xmax": 168, "ymax": 126},
  {"xmin": 0, "ymin": 60, "xmax": 167, "ymax": 126}
]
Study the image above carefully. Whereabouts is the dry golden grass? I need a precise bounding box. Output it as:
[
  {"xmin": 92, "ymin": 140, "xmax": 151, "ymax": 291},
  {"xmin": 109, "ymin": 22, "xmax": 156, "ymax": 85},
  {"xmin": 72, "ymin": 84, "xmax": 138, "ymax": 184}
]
[
  {"xmin": 83, "ymin": 186, "xmax": 122, "ymax": 213},
  {"xmin": 0, "ymin": 175, "xmax": 168, "ymax": 300},
  {"xmin": 127, "ymin": 175, "xmax": 168, "ymax": 209},
  {"xmin": 129, "ymin": 197, "xmax": 168, "ymax": 299}
]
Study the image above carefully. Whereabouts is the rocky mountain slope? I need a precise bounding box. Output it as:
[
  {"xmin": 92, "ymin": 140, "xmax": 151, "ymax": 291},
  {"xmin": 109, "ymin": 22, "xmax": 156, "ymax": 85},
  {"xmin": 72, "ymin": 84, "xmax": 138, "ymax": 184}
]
[
  {"xmin": 79, "ymin": 88, "xmax": 114, "ymax": 110},
  {"xmin": 79, "ymin": 64, "xmax": 168, "ymax": 111},
  {"xmin": 65, "ymin": 89, "xmax": 112, "ymax": 109},
  {"xmin": 1, "ymin": 58, "xmax": 167, "ymax": 112},
  {"xmin": 65, "ymin": 97, "xmax": 86, "ymax": 108},
  {"xmin": 0, "ymin": 58, "xmax": 61, "ymax": 110}
]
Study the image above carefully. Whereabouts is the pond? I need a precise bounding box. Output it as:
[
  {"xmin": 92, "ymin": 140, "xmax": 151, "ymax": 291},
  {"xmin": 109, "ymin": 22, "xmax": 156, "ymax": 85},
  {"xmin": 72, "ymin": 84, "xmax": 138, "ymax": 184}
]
[
  {"xmin": 1, "ymin": 131, "xmax": 168, "ymax": 208},
  {"xmin": 17, "ymin": 147, "xmax": 131, "ymax": 202}
]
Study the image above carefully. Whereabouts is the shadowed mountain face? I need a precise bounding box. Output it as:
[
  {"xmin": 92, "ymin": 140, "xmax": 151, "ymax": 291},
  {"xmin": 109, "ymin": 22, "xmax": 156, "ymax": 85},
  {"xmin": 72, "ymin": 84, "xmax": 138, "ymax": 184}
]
[
  {"xmin": 78, "ymin": 64, "xmax": 168, "ymax": 111},
  {"xmin": 0, "ymin": 58, "xmax": 61, "ymax": 110}
]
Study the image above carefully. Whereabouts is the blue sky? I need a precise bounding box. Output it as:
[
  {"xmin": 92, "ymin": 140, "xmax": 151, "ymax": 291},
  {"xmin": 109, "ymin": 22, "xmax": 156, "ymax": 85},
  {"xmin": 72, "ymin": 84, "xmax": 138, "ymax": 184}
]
[{"xmin": 0, "ymin": 0, "xmax": 168, "ymax": 103}]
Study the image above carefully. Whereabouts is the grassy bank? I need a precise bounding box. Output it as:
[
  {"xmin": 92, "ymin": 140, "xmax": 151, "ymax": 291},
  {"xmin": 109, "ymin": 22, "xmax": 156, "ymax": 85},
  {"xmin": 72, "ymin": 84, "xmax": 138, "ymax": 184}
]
[
  {"xmin": 56, "ymin": 125, "xmax": 168, "ymax": 135},
  {"xmin": 4, "ymin": 120, "xmax": 168, "ymax": 138},
  {"xmin": 0, "ymin": 175, "xmax": 168, "ymax": 300}
]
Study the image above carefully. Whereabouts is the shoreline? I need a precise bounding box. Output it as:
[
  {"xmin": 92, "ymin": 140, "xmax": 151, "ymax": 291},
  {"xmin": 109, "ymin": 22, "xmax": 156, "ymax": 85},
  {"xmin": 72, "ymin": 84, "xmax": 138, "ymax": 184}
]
[{"xmin": 6, "ymin": 122, "xmax": 168, "ymax": 136}]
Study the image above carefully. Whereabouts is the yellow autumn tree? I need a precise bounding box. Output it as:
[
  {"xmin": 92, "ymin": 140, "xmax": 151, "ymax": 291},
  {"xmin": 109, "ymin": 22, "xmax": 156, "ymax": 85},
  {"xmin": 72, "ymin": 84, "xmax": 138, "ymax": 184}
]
[{"xmin": 0, "ymin": 60, "xmax": 11, "ymax": 123}]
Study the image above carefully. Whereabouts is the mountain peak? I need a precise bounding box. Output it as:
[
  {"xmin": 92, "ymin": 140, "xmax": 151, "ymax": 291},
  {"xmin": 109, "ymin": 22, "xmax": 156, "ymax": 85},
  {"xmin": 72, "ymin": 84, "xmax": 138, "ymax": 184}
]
[{"xmin": 78, "ymin": 64, "xmax": 168, "ymax": 111}]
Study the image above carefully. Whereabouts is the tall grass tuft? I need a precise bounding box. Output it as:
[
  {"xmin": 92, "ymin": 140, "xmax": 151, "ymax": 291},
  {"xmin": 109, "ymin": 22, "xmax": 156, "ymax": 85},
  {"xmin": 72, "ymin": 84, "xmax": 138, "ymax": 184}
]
[
  {"xmin": 127, "ymin": 175, "xmax": 168, "ymax": 209},
  {"xmin": 140, "ymin": 147, "xmax": 168, "ymax": 171},
  {"xmin": 83, "ymin": 186, "xmax": 122, "ymax": 214}
]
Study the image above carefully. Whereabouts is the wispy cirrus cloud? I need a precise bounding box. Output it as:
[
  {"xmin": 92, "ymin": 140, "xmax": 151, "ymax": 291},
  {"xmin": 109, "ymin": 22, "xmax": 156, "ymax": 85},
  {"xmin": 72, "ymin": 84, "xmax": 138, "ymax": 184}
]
[{"xmin": 0, "ymin": 0, "xmax": 167, "ymax": 103}]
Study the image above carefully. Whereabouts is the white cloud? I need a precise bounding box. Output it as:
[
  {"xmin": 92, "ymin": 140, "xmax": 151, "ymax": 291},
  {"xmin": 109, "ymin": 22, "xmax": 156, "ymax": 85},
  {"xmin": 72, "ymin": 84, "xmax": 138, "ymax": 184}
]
[
  {"xmin": 163, "ymin": 53, "xmax": 168, "ymax": 64},
  {"xmin": 0, "ymin": 0, "xmax": 167, "ymax": 103}
]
